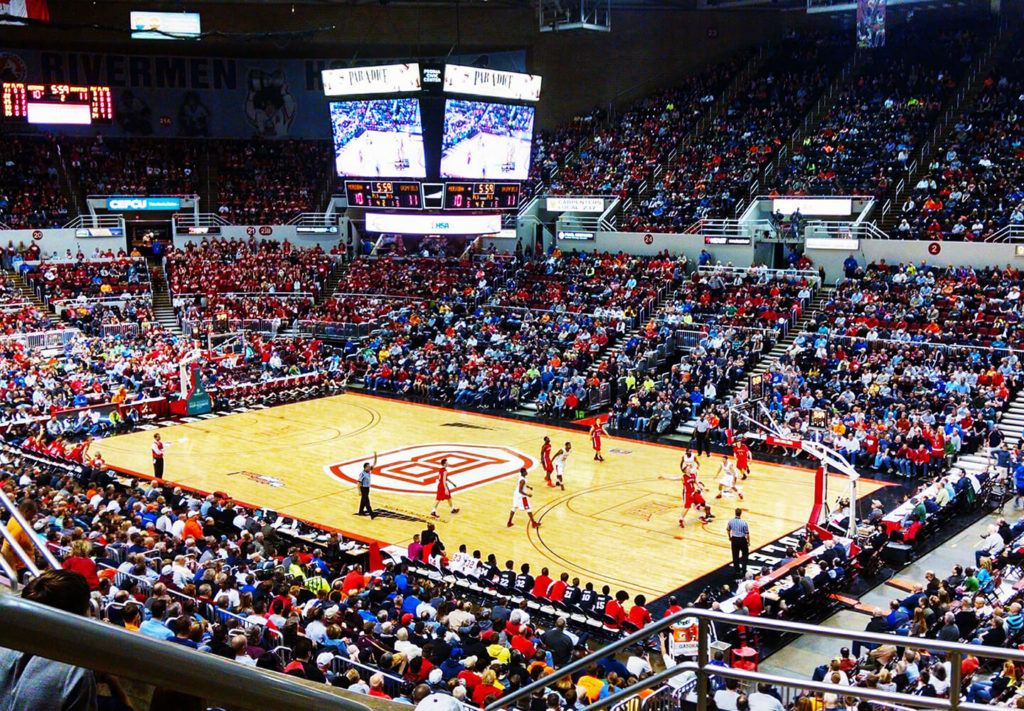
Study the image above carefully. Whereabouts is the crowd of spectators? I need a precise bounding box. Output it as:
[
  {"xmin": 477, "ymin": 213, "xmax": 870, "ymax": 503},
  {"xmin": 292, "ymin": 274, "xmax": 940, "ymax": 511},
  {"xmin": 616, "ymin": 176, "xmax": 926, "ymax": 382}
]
[
  {"xmin": 604, "ymin": 265, "xmax": 816, "ymax": 435},
  {"xmin": 626, "ymin": 33, "xmax": 852, "ymax": 232},
  {"xmin": 894, "ymin": 48, "xmax": 1024, "ymax": 241},
  {"xmin": 66, "ymin": 136, "xmax": 201, "ymax": 196},
  {"xmin": 747, "ymin": 259, "xmax": 1020, "ymax": 474},
  {"xmin": 769, "ymin": 22, "xmax": 987, "ymax": 201},
  {"xmin": 0, "ymin": 448, "xmax": 671, "ymax": 708},
  {"xmin": 546, "ymin": 60, "xmax": 743, "ymax": 198},
  {"xmin": 22, "ymin": 256, "xmax": 152, "ymax": 304},
  {"xmin": 218, "ymin": 139, "xmax": 332, "ymax": 224},
  {"xmin": 164, "ymin": 237, "xmax": 337, "ymax": 301},
  {"xmin": 336, "ymin": 251, "xmax": 685, "ymax": 412},
  {"xmin": 0, "ymin": 272, "xmax": 53, "ymax": 335},
  {"xmin": 0, "ymin": 135, "xmax": 71, "ymax": 229},
  {"xmin": 814, "ymin": 260, "xmax": 1024, "ymax": 349}
]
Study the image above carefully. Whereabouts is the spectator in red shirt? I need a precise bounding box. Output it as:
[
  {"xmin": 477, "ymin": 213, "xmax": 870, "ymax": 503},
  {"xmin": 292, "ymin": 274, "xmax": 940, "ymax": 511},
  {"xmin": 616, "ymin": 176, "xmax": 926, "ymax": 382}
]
[
  {"xmin": 604, "ymin": 590, "xmax": 629, "ymax": 628},
  {"xmin": 742, "ymin": 585, "xmax": 763, "ymax": 617},
  {"xmin": 532, "ymin": 567, "xmax": 553, "ymax": 598},
  {"xmin": 510, "ymin": 626, "xmax": 537, "ymax": 658},
  {"xmin": 627, "ymin": 594, "xmax": 653, "ymax": 629},
  {"xmin": 548, "ymin": 572, "xmax": 569, "ymax": 602}
]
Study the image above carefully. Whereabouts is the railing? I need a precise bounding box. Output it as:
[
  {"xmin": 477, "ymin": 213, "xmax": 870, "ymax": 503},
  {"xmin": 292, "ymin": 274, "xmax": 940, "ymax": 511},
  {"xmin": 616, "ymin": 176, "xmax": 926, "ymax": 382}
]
[
  {"xmin": 697, "ymin": 264, "xmax": 820, "ymax": 285},
  {"xmin": 100, "ymin": 321, "xmax": 160, "ymax": 339},
  {"xmin": 804, "ymin": 220, "xmax": 890, "ymax": 241},
  {"xmin": 489, "ymin": 606, "xmax": 1024, "ymax": 711},
  {"xmin": 51, "ymin": 293, "xmax": 153, "ymax": 315},
  {"xmin": 985, "ymin": 224, "xmax": 1024, "ymax": 243},
  {"xmin": 684, "ymin": 218, "xmax": 774, "ymax": 238},
  {"xmin": 173, "ymin": 212, "xmax": 232, "ymax": 228},
  {"xmin": 0, "ymin": 328, "xmax": 80, "ymax": 349},
  {"xmin": 61, "ymin": 214, "xmax": 126, "ymax": 230},
  {"xmin": 0, "ymin": 487, "xmax": 61, "ymax": 589},
  {"xmin": 288, "ymin": 212, "xmax": 337, "ymax": 227},
  {"xmin": 0, "ymin": 595, "xmax": 375, "ymax": 711},
  {"xmin": 180, "ymin": 318, "xmax": 290, "ymax": 338}
]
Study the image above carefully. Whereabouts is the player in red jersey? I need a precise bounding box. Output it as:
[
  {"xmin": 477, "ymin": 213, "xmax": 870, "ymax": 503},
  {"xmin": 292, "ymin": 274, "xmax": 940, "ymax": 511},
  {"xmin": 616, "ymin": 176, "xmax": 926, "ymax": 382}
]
[
  {"xmin": 430, "ymin": 458, "xmax": 460, "ymax": 518},
  {"xmin": 661, "ymin": 455, "xmax": 714, "ymax": 528},
  {"xmin": 733, "ymin": 441, "xmax": 751, "ymax": 480},
  {"xmin": 590, "ymin": 420, "xmax": 606, "ymax": 462},
  {"xmin": 541, "ymin": 436, "xmax": 555, "ymax": 484}
]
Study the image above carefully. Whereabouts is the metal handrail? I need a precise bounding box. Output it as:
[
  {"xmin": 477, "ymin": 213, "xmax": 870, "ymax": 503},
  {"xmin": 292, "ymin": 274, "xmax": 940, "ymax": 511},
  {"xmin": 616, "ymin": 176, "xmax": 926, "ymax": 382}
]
[
  {"xmin": 491, "ymin": 607, "xmax": 1024, "ymax": 711},
  {"xmin": 0, "ymin": 595, "xmax": 376, "ymax": 711}
]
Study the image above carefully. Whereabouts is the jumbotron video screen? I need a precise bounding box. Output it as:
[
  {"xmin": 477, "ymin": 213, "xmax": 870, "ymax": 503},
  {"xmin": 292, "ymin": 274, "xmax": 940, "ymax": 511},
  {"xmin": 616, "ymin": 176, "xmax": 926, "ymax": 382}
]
[
  {"xmin": 329, "ymin": 98, "xmax": 427, "ymax": 178},
  {"xmin": 440, "ymin": 99, "xmax": 534, "ymax": 181}
]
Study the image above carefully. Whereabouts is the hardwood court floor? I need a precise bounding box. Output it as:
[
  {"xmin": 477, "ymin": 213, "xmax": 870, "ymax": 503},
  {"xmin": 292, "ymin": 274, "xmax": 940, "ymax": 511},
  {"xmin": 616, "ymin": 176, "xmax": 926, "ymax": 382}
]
[{"xmin": 98, "ymin": 393, "xmax": 886, "ymax": 598}]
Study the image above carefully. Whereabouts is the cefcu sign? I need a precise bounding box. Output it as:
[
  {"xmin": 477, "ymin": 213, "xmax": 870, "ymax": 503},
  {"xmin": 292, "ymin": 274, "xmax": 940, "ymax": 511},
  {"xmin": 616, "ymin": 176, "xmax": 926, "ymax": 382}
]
[{"xmin": 106, "ymin": 197, "xmax": 182, "ymax": 211}]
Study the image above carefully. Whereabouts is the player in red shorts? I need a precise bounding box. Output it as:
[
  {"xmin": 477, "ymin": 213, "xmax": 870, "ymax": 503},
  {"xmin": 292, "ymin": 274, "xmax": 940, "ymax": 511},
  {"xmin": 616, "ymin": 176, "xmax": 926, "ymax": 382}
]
[
  {"xmin": 430, "ymin": 458, "xmax": 460, "ymax": 518},
  {"xmin": 661, "ymin": 458, "xmax": 714, "ymax": 528},
  {"xmin": 733, "ymin": 441, "xmax": 751, "ymax": 480},
  {"xmin": 590, "ymin": 420, "xmax": 606, "ymax": 462},
  {"xmin": 541, "ymin": 436, "xmax": 554, "ymax": 484}
]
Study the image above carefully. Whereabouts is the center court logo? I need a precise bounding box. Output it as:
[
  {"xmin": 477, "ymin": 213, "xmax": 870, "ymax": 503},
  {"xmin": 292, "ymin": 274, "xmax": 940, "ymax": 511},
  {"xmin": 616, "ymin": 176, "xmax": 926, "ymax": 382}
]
[{"xmin": 325, "ymin": 443, "xmax": 534, "ymax": 496}]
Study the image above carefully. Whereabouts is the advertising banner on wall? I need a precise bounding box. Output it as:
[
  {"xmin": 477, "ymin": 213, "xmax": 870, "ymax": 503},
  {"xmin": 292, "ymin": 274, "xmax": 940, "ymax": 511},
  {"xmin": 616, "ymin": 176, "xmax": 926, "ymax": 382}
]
[{"xmin": 0, "ymin": 49, "xmax": 525, "ymax": 138}]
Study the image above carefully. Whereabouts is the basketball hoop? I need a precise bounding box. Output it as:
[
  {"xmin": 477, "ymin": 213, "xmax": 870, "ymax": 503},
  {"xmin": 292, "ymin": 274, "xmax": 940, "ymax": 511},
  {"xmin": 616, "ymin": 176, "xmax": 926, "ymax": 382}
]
[{"xmin": 728, "ymin": 398, "xmax": 859, "ymax": 539}]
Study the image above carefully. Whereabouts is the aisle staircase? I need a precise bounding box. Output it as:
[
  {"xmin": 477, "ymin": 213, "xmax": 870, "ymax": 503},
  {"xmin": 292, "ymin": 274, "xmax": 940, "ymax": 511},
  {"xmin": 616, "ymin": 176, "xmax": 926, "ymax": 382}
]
[
  {"xmin": 674, "ymin": 287, "xmax": 831, "ymax": 443},
  {"xmin": 876, "ymin": 25, "xmax": 1011, "ymax": 234},
  {"xmin": 148, "ymin": 263, "xmax": 182, "ymax": 336},
  {"xmin": 7, "ymin": 271, "xmax": 48, "ymax": 314}
]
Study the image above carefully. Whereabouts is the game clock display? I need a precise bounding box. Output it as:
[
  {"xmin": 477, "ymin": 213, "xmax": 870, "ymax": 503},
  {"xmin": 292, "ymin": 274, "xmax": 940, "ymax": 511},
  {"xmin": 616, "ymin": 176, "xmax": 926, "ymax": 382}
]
[
  {"xmin": 444, "ymin": 182, "xmax": 521, "ymax": 210},
  {"xmin": 344, "ymin": 181, "xmax": 423, "ymax": 209},
  {"xmin": 2, "ymin": 83, "xmax": 114, "ymax": 124}
]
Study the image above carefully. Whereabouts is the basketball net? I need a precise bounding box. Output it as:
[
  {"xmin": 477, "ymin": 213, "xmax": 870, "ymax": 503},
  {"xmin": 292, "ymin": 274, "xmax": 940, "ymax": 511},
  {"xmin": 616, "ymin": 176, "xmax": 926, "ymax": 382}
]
[{"xmin": 728, "ymin": 399, "xmax": 859, "ymax": 539}]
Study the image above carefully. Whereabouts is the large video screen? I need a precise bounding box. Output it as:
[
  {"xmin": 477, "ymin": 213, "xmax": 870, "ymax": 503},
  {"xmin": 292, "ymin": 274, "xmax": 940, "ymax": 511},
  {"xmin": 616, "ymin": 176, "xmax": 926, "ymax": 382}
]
[
  {"xmin": 329, "ymin": 99, "xmax": 426, "ymax": 178},
  {"xmin": 440, "ymin": 100, "xmax": 534, "ymax": 181}
]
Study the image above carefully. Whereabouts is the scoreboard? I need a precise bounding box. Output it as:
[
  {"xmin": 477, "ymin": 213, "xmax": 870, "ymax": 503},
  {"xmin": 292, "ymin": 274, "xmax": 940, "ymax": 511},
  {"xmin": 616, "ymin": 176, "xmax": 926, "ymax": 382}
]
[
  {"xmin": 2, "ymin": 83, "xmax": 114, "ymax": 125},
  {"xmin": 444, "ymin": 182, "xmax": 521, "ymax": 210},
  {"xmin": 345, "ymin": 180, "xmax": 521, "ymax": 211},
  {"xmin": 344, "ymin": 181, "xmax": 423, "ymax": 209}
]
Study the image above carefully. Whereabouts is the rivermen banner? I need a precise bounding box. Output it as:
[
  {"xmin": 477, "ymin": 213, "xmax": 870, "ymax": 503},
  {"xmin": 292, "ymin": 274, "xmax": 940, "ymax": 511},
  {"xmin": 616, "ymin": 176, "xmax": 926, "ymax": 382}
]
[{"xmin": 0, "ymin": 49, "xmax": 525, "ymax": 138}]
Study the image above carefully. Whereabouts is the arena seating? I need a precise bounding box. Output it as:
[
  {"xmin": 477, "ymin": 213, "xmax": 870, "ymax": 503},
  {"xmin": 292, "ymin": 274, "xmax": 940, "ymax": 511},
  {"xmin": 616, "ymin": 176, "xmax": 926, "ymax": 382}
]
[
  {"xmin": 21, "ymin": 257, "xmax": 152, "ymax": 304},
  {"xmin": 626, "ymin": 34, "xmax": 853, "ymax": 232},
  {"xmin": 0, "ymin": 272, "xmax": 53, "ymax": 335},
  {"xmin": 164, "ymin": 238, "xmax": 337, "ymax": 306},
  {"xmin": 894, "ymin": 47, "xmax": 1024, "ymax": 241},
  {"xmin": 0, "ymin": 135, "xmax": 71, "ymax": 229},
  {"xmin": 605, "ymin": 266, "xmax": 817, "ymax": 434},
  {"xmin": 751, "ymin": 261, "xmax": 1021, "ymax": 474},
  {"xmin": 546, "ymin": 59, "xmax": 743, "ymax": 198},
  {"xmin": 66, "ymin": 137, "xmax": 202, "ymax": 197},
  {"xmin": 219, "ymin": 139, "xmax": 332, "ymax": 224},
  {"xmin": 770, "ymin": 22, "xmax": 989, "ymax": 201}
]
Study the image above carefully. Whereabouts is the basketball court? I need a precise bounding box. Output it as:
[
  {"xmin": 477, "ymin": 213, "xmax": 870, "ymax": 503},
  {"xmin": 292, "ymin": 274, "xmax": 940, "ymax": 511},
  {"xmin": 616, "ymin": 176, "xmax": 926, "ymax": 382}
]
[{"xmin": 97, "ymin": 392, "xmax": 886, "ymax": 598}]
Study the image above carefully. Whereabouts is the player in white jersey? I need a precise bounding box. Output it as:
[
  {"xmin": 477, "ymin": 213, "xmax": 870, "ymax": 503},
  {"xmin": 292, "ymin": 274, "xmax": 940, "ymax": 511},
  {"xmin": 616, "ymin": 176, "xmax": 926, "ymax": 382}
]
[
  {"xmin": 550, "ymin": 441, "xmax": 571, "ymax": 490},
  {"xmin": 507, "ymin": 467, "xmax": 541, "ymax": 528},
  {"xmin": 681, "ymin": 449, "xmax": 700, "ymax": 475},
  {"xmin": 716, "ymin": 458, "xmax": 743, "ymax": 500}
]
